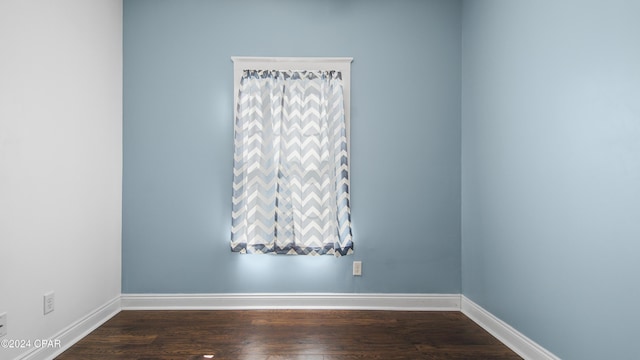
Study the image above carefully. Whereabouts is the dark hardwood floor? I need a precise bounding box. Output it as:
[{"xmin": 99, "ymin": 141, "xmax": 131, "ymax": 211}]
[{"xmin": 56, "ymin": 310, "xmax": 522, "ymax": 360}]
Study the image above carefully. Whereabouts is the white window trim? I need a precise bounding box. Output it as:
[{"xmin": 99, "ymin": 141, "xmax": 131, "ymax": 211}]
[{"xmin": 231, "ymin": 56, "xmax": 353, "ymax": 141}]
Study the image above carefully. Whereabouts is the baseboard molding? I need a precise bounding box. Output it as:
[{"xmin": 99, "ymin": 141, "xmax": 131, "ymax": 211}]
[
  {"xmin": 461, "ymin": 296, "xmax": 560, "ymax": 360},
  {"xmin": 14, "ymin": 294, "xmax": 560, "ymax": 360},
  {"xmin": 121, "ymin": 293, "xmax": 461, "ymax": 311},
  {"xmin": 18, "ymin": 296, "xmax": 121, "ymax": 360}
]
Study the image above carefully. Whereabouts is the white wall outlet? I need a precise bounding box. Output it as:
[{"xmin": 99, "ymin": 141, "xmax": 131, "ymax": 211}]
[
  {"xmin": 353, "ymin": 261, "xmax": 362, "ymax": 276},
  {"xmin": 44, "ymin": 292, "xmax": 55, "ymax": 315},
  {"xmin": 0, "ymin": 312, "xmax": 7, "ymax": 337}
]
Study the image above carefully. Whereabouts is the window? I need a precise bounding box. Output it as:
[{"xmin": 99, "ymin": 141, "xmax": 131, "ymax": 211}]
[{"xmin": 230, "ymin": 57, "xmax": 353, "ymax": 256}]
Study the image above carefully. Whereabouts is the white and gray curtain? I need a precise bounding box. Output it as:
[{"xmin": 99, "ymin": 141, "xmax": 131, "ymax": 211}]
[{"xmin": 231, "ymin": 70, "xmax": 353, "ymax": 256}]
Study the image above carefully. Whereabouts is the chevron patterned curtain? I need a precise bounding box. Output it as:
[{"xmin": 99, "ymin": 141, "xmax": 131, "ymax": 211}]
[{"xmin": 231, "ymin": 70, "xmax": 353, "ymax": 256}]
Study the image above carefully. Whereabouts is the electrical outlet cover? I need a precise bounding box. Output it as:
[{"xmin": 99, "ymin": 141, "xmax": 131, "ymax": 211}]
[
  {"xmin": 44, "ymin": 292, "xmax": 55, "ymax": 315},
  {"xmin": 0, "ymin": 312, "xmax": 7, "ymax": 337},
  {"xmin": 353, "ymin": 261, "xmax": 362, "ymax": 276}
]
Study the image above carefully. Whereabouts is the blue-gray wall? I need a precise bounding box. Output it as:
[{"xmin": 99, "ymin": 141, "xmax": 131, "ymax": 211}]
[
  {"xmin": 123, "ymin": 0, "xmax": 462, "ymax": 293},
  {"xmin": 462, "ymin": 1, "xmax": 640, "ymax": 359},
  {"xmin": 124, "ymin": 0, "xmax": 640, "ymax": 357}
]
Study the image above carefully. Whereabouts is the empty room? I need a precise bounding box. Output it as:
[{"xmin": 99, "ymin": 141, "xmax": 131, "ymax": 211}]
[{"xmin": 1, "ymin": 0, "xmax": 639, "ymax": 359}]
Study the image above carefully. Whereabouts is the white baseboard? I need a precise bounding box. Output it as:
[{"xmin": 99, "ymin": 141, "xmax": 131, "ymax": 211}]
[
  {"xmin": 461, "ymin": 296, "xmax": 560, "ymax": 360},
  {"xmin": 14, "ymin": 294, "xmax": 560, "ymax": 360},
  {"xmin": 17, "ymin": 296, "xmax": 121, "ymax": 360},
  {"xmin": 121, "ymin": 293, "xmax": 461, "ymax": 311}
]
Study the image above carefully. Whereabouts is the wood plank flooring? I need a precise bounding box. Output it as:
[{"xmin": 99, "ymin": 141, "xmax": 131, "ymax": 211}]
[{"xmin": 55, "ymin": 310, "xmax": 522, "ymax": 360}]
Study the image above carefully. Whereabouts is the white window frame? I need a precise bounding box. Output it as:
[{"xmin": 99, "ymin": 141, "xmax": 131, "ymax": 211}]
[{"xmin": 231, "ymin": 57, "xmax": 353, "ymax": 142}]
